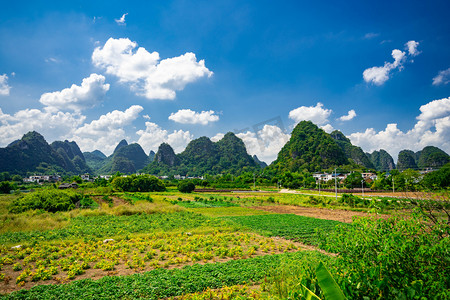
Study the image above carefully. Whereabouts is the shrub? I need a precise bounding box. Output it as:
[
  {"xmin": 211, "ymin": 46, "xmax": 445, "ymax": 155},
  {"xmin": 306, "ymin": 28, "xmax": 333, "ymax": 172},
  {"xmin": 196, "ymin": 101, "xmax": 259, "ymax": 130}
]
[
  {"xmin": 8, "ymin": 189, "xmax": 82, "ymax": 213},
  {"xmin": 178, "ymin": 181, "xmax": 195, "ymax": 193},
  {"xmin": 111, "ymin": 175, "xmax": 166, "ymax": 192}
]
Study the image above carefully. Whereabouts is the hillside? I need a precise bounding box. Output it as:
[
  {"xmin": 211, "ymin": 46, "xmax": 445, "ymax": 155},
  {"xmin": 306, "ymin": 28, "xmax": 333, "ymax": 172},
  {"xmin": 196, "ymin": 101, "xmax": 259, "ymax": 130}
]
[
  {"xmin": 367, "ymin": 150, "xmax": 395, "ymax": 171},
  {"xmin": 269, "ymin": 121, "xmax": 348, "ymax": 173},
  {"xmin": 397, "ymin": 146, "xmax": 449, "ymax": 170},
  {"xmin": 143, "ymin": 133, "xmax": 261, "ymax": 176},
  {"xmin": 330, "ymin": 130, "xmax": 374, "ymax": 169},
  {"xmin": 96, "ymin": 142, "xmax": 151, "ymax": 175},
  {"xmin": 0, "ymin": 131, "xmax": 91, "ymax": 175}
]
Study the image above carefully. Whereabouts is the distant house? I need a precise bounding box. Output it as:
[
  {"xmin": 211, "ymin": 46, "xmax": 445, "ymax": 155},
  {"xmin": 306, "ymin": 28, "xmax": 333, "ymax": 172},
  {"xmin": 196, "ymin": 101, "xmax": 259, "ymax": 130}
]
[
  {"xmin": 58, "ymin": 182, "xmax": 79, "ymax": 189},
  {"xmin": 24, "ymin": 175, "xmax": 61, "ymax": 183}
]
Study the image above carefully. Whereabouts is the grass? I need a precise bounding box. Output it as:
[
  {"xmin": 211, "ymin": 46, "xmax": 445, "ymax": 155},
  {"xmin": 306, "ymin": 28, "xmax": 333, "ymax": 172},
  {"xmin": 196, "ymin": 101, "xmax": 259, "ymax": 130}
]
[{"xmin": 187, "ymin": 206, "xmax": 273, "ymax": 217}]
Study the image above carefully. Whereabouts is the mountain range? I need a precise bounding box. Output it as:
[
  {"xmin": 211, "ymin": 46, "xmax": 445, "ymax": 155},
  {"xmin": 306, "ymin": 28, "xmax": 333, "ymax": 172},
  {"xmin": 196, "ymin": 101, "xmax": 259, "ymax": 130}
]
[{"xmin": 1, "ymin": 121, "xmax": 448, "ymax": 176}]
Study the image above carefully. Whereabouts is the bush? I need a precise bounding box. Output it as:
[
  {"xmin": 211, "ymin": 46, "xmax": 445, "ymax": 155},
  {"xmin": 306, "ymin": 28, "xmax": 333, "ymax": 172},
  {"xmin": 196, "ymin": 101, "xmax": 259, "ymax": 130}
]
[
  {"xmin": 317, "ymin": 215, "xmax": 450, "ymax": 299},
  {"xmin": 8, "ymin": 189, "xmax": 83, "ymax": 213},
  {"xmin": 0, "ymin": 181, "xmax": 14, "ymax": 194},
  {"xmin": 178, "ymin": 181, "xmax": 195, "ymax": 193},
  {"xmin": 111, "ymin": 174, "xmax": 166, "ymax": 192}
]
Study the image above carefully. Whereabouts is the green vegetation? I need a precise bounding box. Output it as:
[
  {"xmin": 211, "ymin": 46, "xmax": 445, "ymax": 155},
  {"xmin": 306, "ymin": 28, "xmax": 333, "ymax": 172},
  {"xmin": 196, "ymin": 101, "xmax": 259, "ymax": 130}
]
[
  {"xmin": 7, "ymin": 190, "xmax": 90, "ymax": 213},
  {"xmin": 3, "ymin": 251, "xmax": 325, "ymax": 299},
  {"xmin": 111, "ymin": 174, "xmax": 166, "ymax": 192},
  {"xmin": 225, "ymin": 214, "xmax": 344, "ymax": 245},
  {"xmin": 269, "ymin": 121, "xmax": 349, "ymax": 174},
  {"xmin": 177, "ymin": 181, "xmax": 195, "ymax": 193},
  {"xmin": 0, "ymin": 212, "xmax": 224, "ymax": 244},
  {"xmin": 317, "ymin": 215, "xmax": 450, "ymax": 299},
  {"xmin": 143, "ymin": 133, "xmax": 261, "ymax": 176},
  {"xmin": 330, "ymin": 130, "xmax": 374, "ymax": 169}
]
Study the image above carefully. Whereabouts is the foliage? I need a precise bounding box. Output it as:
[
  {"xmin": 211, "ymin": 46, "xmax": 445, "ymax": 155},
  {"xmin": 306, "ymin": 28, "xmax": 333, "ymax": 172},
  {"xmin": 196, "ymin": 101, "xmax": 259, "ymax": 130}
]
[
  {"xmin": 143, "ymin": 133, "xmax": 261, "ymax": 177},
  {"xmin": 0, "ymin": 181, "xmax": 14, "ymax": 194},
  {"xmin": 270, "ymin": 121, "xmax": 349, "ymax": 174},
  {"xmin": 330, "ymin": 130, "xmax": 374, "ymax": 169},
  {"xmin": 317, "ymin": 215, "xmax": 450, "ymax": 299},
  {"xmin": 0, "ymin": 212, "xmax": 227, "ymax": 244},
  {"xmin": 177, "ymin": 181, "xmax": 196, "ymax": 193},
  {"xmin": 224, "ymin": 214, "xmax": 344, "ymax": 245},
  {"xmin": 111, "ymin": 174, "xmax": 166, "ymax": 192},
  {"xmin": 3, "ymin": 251, "xmax": 321, "ymax": 299},
  {"xmin": 8, "ymin": 189, "xmax": 84, "ymax": 213},
  {"xmin": 421, "ymin": 163, "xmax": 450, "ymax": 189},
  {"xmin": 343, "ymin": 172, "xmax": 364, "ymax": 189},
  {"xmin": 174, "ymin": 196, "xmax": 238, "ymax": 208},
  {"xmin": 367, "ymin": 149, "xmax": 395, "ymax": 172},
  {"xmin": 0, "ymin": 131, "xmax": 91, "ymax": 176}
]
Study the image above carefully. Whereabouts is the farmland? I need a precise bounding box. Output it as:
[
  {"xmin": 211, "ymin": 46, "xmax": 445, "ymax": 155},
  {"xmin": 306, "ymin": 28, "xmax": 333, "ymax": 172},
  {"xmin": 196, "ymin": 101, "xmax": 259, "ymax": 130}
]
[{"xmin": 0, "ymin": 186, "xmax": 449, "ymax": 299}]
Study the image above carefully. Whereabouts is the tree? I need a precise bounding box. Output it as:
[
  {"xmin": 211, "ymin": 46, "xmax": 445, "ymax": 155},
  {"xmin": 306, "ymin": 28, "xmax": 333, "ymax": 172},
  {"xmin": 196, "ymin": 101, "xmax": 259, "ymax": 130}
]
[
  {"xmin": 0, "ymin": 181, "xmax": 13, "ymax": 194},
  {"xmin": 178, "ymin": 181, "xmax": 195, "ymax": 193},
  {"xmin": 344, "ymin": 172, "xmax": 363, "ymax": 189}
]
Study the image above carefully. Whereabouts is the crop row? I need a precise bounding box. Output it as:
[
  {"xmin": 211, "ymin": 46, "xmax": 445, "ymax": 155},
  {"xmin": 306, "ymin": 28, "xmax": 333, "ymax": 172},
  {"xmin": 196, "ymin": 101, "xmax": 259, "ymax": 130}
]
[
  {"xmin": 0, "ymin": 231, "xmax": 298, "ymax": 286},
  {"xmin": 0, "ymin": 212, "xmax": 229, "ymax": 244},
  {"xmin": 2, "ymin": 251, "xmax": 327, "ymax": 299},
  {"xmin": 224, "ymin": 214, "xmax": 345, "ymax": 244}
]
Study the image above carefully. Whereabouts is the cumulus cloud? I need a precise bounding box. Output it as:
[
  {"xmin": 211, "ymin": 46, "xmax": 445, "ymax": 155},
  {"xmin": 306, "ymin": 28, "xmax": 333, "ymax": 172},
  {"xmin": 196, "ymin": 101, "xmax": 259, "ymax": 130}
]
[
  {"xmin": 210, "ymin": 133, "xmax": 225, "ymax": 142},
  {"xmin": 288, "ymin": 102, "xmax": 332, "ymax": 125},
  {"xmin": 168, "ymin": 109, "xmax": 219, "ymax": 125},
  {"xmin": 136, "ymin": 121, "xmax": 192, "ymax": 154},
  {"xmin": 405, "ymin": 40, "xmax": 420, "ymax": 56},
  {"xmin": 115, "ymin": 13, "xmax": 128, "ymax": 25},
  {"xmin": 0, "ymin": 74, "xmax": 11, "ymax": 96},
  {"xmin": 321, "ymin": 124, "xmax": 334, "ymax": 133},
  {"xmin": 71, "ymin": 105, "xmax": 143, "ymax": 155},
  {"xmin": 0, "ymin": 108, "xmax": 85, "ymax": 146},
  {"xmin": 348, "ymin": 97, "xmax": 450, "ymax": 160},
  {"xmin": 237, "ymin": 124, "xmax": 291, "ymax": 164},
  {"xmin": 432, "ymin": 68, "xmax": 450, "ymax": 86},
  {"xmin": 363, "ymin": 40, "xmax": 421, "ymax": 85},
  {"xmin": 338, "ymin": 109, "xmax": 356, "ymax": 121},
  {"xmin": 92, "ymin": 38, "xmax": 213, "ymax": 100},
  {"xmin": 363, "ymin": 49, "xmax": 406, "ymax": 85},
  {"xmin": 39, "ymin": 74, "xmax": 110, "ymax": 112}
]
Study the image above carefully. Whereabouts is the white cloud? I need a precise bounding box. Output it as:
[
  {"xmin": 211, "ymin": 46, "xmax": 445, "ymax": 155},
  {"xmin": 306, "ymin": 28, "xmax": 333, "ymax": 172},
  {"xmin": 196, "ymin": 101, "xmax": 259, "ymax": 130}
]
[
  {"xmin": 405, "ymin": 40, "xmax": 420, "ymax": 56},
  {"xmin": 0, "ymin": 108, "xmax": 85, "ymax": 146},
  {"xmin": 136, "ymin": 121, "xmax": 192, "ymax": 154},
  {"xmin": 0, "ymin": 74, "xmax": 11, "ymax": 96},
  {"xmin": 210, "ymin": 133, "xmax": 224, "ymax": 142},
  {"xmin": 364, "ymin": 32, "xmax": 380, "ymax": 39},
  {"xmin": 363, "ymin": 49, "xmax": 406, "ymax": 85},
  {"xmin": 338, "ymin": 109, "xmax": 356, "ymax": 121},
  {"xmin": 39, "ymin": 74, "xmax": 110, "ymax": 112},
  {"xmin": 348, "ymin": 97, "xmax": 450, "ymax": 161},
  {"xmin": 92, "ymin": 38, "xmax": 213, "ymax": 100},
  {"xmin": 237, "ymin": 124, "xmax": 291, "ymax": 164},
  {"xmin": 321, "ymin": 124, "xmax": 334, "ymax": 133},
  {"xmin": 71, "ymin": 105, "xmax": 143, "ymax": 155},
  {"xmin": 288, "ymin": 102, "xmax": 332, "ymax": 125},
  {"xmin": 168, "ymin": 109, "xmax": 219, "ymax": 125},
  {"xmin": 432, "ymin": 68, "xmax": 450, "ymax": 86},
  {"xmin": 115, "ymin": 13, "xmax": 128, "ymax": 25}
]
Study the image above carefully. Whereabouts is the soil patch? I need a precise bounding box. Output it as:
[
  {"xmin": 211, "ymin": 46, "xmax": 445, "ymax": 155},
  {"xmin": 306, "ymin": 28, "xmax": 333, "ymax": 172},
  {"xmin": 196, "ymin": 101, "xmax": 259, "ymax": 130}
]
[{"xmin": 252, "ymin": 205, "xmax": 388, "ymax": 223}]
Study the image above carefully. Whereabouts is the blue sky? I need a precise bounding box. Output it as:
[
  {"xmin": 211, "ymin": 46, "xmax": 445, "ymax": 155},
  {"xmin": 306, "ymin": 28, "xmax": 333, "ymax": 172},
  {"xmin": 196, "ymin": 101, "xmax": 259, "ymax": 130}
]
[{"xmin": 0, "ymin": 0, "xmax": 449, "ymax": 163}]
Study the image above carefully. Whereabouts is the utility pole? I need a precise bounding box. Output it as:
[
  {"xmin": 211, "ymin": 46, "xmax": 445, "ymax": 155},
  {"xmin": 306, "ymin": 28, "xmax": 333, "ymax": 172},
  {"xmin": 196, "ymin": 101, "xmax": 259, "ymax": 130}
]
[
  {"xmin": 361, "ymin": 179, "xmax": 364, "ymax": 200},
  {"xmin": 318, "ymin": 178, "xmax": 321, "ymax": 196},
  {"xmin": 334, "ymin": 168, "xmax": 337, "ymax": 202},
  {"xmin": 253, "ymin": 173, "xmax": 256, "ymax": 190},
  {"xmin": 392, "ymin": 175, "xmax": 395, "ymax": 193}
]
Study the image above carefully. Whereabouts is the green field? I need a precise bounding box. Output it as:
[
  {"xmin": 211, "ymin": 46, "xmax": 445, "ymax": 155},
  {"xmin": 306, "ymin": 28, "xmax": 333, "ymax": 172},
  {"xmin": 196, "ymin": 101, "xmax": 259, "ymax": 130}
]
[{"xmin": 0, "ymin": 188, "xmax": 448, "ymax": 299}]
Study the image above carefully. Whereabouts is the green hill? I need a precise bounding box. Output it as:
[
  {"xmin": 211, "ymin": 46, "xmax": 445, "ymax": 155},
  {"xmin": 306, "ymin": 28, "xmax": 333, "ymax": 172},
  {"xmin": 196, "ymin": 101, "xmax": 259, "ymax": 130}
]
[
  {"xmin": 396, "ymin": 146, "xmax": 449, "ymax": 170},
  {"xmin": 397, "ymin": 150, "xmax": 418, "ymax": 170},
  {"xmin": 330, "ymin": 130, "xmax": 374, "ymax": 169},
  {"xmin": 367, "ymin": 150, "xmax": 395, "ymax": 171},
  {"xmin": 269, "ymin": 121, "xmax": 348, "ymax": 173},
  {"xmin": 0, "ymin": 131, "xmax": 91, "ymax": 175},
  {"xmin": 143, "ymin": 133, "xmax": 260, "ymax": 176}
]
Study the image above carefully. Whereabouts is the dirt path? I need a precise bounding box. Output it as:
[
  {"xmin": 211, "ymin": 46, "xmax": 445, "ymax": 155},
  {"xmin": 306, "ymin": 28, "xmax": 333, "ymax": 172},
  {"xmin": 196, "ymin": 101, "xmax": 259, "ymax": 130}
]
[{"xmin": 252, "ymin": 205, "xmax": 388, "ymax": 223}]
